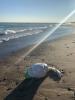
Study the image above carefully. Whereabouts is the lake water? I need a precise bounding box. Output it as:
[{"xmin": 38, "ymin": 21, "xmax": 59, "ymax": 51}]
[{"xmin": 0, "ymin": 23, "xmax": 75, "ymax": 58}]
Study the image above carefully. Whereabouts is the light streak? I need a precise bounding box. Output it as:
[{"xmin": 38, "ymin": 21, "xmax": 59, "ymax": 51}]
[{"xmin": 15, "ymin": 10, "xmax": 75, "ymax": 64}]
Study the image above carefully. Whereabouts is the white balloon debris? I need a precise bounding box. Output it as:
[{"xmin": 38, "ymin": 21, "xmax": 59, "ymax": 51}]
[
  {"xmin": 24, "ymin": 63, "xmax": 63, "ymax": 79},
  {"xmin": 24, "ymin": 63, "xmax": 48, "ymax": 78},
  {"xmin": 48, "ymin": 67, "xmax": 63, "ymax": 79}
]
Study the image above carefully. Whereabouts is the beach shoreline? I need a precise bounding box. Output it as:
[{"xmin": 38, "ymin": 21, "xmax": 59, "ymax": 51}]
[
  {"xmin": 0, "ymin": 33, "xmax": 74, "ymax": 60},
  {"xmin": 0, "ymin": 33, "xmax": 75, "ymax": 100}
]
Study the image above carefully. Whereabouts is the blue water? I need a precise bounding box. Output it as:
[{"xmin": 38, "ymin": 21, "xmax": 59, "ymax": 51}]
[{"xmin": 0, "ymin": 23, "xmax": 75, "ymax": 58}]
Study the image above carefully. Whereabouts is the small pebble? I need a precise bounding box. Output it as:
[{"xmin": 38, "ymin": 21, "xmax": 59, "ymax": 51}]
[
  {"xmin": 16, "ymin": 81, "xmax": 19, "ymax": 85},
  {"xmin": 57, "ymin": 94, "xmax": 61, "ymax": 96},
  {"xmin": 2, "ymin": 78, "xmax": 6, "ymax": 82},
  {"xmin": 67, "ymin": 87, "xmax": 72, "ymax": 91},
  {"xmin": 7, "ymin": 87, "xmax": 12, "ymax": 91},
  {"xmin": 45, "ymin": 97, "xmax": 48, "ymax": 100}
]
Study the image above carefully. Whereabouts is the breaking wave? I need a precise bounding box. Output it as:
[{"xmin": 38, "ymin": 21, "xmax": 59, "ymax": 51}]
[
  {"xmin": 1, "ymin": 26, "xmax": 48, "ymax": 35},
  {"xmin": 5, "ymin": 30, "xmax": 16, "ymax": 34},
  {"xmin": 0, "ymin": 26, "xmax": 48, "ymax": 43}
]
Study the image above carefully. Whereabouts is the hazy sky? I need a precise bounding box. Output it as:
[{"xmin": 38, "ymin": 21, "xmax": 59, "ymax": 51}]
[{"xmin": 0, "ymin": 0, "xmax": 75, "ymax": 22}]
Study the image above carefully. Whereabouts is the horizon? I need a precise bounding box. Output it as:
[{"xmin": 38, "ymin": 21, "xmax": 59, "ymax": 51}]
[{"xmin": 0, "ymin": 21, "xmax": 75, "ymax": 23}]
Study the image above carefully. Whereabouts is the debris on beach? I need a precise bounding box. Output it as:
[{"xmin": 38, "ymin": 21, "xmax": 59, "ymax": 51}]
[{"xmin": 24, "ymin": 63, "xmax": 63, "ymax": 79}]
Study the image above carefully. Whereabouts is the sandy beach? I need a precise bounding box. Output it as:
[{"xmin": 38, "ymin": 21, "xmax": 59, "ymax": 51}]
[{"xmin": 0, "ymin": 33, "xmax": 75, "ymax": 100}]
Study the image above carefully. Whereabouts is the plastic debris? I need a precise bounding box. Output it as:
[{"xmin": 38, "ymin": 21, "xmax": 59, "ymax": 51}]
[{"xmin": 24, "ymin": 63, "xmax": 63, "ymax": 79}]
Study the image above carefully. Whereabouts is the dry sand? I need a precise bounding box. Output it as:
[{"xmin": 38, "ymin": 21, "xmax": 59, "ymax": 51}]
[{"xmin": 0, "ymin": 34, "xmax": 75, "ymax": 100}]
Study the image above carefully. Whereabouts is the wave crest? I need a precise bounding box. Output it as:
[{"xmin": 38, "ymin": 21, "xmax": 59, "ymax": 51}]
[{"xmin": 5, "ymin": 30, "xmax": 16, "ymax": 34}]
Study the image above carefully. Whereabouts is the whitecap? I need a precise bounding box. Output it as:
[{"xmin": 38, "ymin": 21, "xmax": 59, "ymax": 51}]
[
  {"xmin": 0, "ymin": 40, "xmax": 3, "ymax": 43},
  {"xmin": 2, "ymin": 37, "xmax": 10, "ymax": 41},
  {"xmin": 5, "ymin": 29, "xmax": 16, "ymax": 34}
]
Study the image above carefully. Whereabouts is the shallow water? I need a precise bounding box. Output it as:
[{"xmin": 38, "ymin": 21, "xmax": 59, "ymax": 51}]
[{"xmin": 0, "ymin": 23, "xmax": 75, "ymax": 58}]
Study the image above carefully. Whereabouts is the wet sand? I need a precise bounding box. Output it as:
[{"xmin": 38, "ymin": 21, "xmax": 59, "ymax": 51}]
[{"xmin": 0, "ymin": 34, "xmax": 75, "ymax": 100}]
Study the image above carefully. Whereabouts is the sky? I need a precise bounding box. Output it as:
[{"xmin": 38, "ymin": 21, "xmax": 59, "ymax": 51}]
[{"xmin": 0, "ymin": 0, "xmax": 75, "ymax": 23}]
